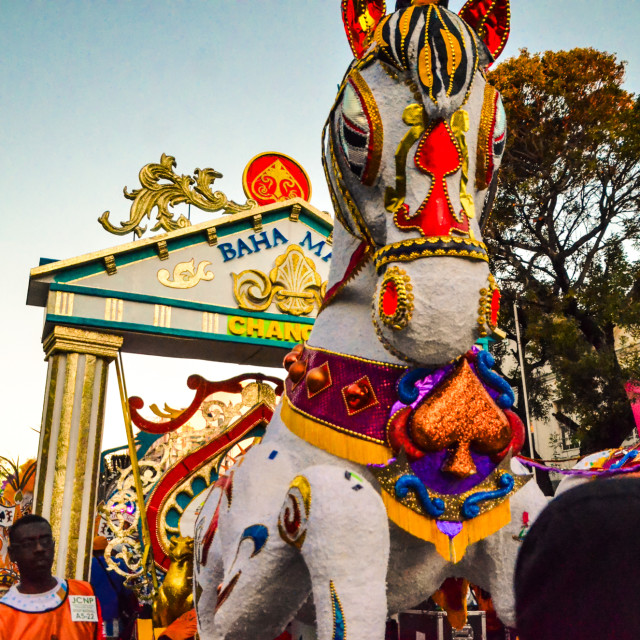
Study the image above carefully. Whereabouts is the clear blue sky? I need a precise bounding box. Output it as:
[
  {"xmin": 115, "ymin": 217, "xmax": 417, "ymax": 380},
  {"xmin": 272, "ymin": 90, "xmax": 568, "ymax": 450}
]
[{"xmin": 1, "ymin": 0, "xmax": 639, "ymax": 460}]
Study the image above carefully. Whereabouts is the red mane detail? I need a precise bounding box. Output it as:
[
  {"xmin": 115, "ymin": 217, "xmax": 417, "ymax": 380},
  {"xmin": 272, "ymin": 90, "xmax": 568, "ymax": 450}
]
[
  {"xmin": 459, "ymin": 0, "xmax": 510, "ymax": 64},
  {"xmin": 342, "ymin": 0, "xmax": 387, "ymax": 59}
]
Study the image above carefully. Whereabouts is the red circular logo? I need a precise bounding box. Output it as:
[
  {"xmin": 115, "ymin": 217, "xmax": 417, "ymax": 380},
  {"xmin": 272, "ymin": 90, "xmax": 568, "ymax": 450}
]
[{"xmin": 242, "ymin": 152, "xmax": 312, "ymax": 206}]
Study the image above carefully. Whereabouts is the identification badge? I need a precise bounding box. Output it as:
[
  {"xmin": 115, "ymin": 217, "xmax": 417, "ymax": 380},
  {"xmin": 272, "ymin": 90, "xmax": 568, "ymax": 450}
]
[
  {"xmin": 69, "ymin": 595, "xmax": 98, "ymax": 622},
  {"xmin": 0, "ymin": 505, "xmax": 16, "ymax": 527},
  {"xmin": 96, "ymin": 515, "xmax": 115, "ymax": 540}
]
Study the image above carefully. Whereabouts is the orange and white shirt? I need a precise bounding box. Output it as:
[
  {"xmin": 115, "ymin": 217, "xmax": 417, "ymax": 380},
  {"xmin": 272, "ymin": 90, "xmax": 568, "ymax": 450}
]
[{"xmin": 0, "ymin": 578, "xmax": 104, "ymax": 640}]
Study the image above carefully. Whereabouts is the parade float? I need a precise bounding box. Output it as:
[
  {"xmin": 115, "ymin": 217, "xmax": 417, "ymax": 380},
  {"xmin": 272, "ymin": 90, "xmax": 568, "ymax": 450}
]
[
  {"xmin": 192, "ymin": 0, "xmax": 551, "ymax": 639},
  {"xmin": 95, "ymin": 371, "xmax": 283, "ymax": 638},
  {"xmin": 26, "ymin": 147, "xmax": 331, "ymax": 579},
  {"xmin": 26, "ymin": 0, "xmax": 636, "ymax": 638},
  {"xmin": 24, "ymin": 144, "xmax": 335, "ymax": 637}
]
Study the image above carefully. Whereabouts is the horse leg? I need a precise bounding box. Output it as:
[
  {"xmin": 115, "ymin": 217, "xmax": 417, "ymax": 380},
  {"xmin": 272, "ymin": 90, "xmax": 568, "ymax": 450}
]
[
  {"xmin": 194, "ymin": 424, "xmax": 315, "ymax": 640},
  {"xmin": 194, "ymin": 484, "xmax": 226, "ymax": 640},
  {"xmin": 459, "ymin": 474, "xmax": 548, "ymax": 627},
  {"xmin": 283, "ymin": 465, "xmax": 389, "ymax": 640},
  {"xmin": 386, "ymin": 522, "xmax": 451, "ymax": 614}
]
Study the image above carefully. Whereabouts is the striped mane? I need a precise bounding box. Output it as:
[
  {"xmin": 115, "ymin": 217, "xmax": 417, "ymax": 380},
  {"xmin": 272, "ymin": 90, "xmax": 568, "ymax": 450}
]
[{"xmin": 375, "ymin": 4, "xmax": 485, "ymax": 119}]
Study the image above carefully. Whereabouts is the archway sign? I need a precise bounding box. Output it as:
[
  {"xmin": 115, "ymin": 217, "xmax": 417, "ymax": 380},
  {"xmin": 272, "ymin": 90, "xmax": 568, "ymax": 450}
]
[{"xmin": 26, "ymin": 153, "xmax": 333, "ymax": 580}]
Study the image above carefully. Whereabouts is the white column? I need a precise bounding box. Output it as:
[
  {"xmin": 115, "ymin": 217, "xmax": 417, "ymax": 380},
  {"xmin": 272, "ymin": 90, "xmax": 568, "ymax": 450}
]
[{"xmin": 34, "ymin": 326, "xmax": 123, "ymax": 580}]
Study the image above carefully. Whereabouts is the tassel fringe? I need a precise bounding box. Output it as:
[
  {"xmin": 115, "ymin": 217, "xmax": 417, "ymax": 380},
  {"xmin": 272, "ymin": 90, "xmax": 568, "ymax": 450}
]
[
  {"xmin": 281, "ymin": 396, "xmax": 392, "ymax": 465},
  {"xmin": 381, "ymin": 489, "xmax": 512, "ymax": 562}
]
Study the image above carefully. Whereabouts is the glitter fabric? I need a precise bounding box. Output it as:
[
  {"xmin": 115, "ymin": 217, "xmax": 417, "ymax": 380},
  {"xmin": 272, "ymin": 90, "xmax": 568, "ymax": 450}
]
[
  {"xmin": 409, "ymin": 448, "xmax": 496, "ymax": 495},
  {"xmin": 285, "ymin": 345, "xmax": 527, "ymax": 530},
  {"xmin": 341, "ymin": 376, "xmax": 379, "ymax": 415},
  {"xmin": 285, "ymin": 345, "xmax": 408, "ymax": 443},
  {"xmin": 391, "ymin": 362, "xmax": 456, "ymax": 414},
  {"xmin": 370, "ymin": 452, "xmax": 529, "ymax": 521},
  {"xmin": 306, "ymin": 361, "xmax": 332, "ymax": 397}
]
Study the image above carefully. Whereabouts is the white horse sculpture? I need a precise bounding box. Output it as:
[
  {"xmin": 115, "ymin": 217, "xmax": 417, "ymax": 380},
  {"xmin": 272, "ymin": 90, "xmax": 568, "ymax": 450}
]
[{"xmin": 194, "ymin": 1, "xmax": 547, "ymax": 638}]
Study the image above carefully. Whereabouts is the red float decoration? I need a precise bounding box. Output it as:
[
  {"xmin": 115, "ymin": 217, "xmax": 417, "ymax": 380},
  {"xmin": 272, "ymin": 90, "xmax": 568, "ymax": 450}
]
[
  {"xmin": 493, "ymin": 410, "xmax": 526, "ymax": 462},
  {"xmin": 306, "ymin": 362, "xmax": 332, "ymax": 398},
  {"xmin": 341, "ymin": 376, "xmax": 379, "ymax": 415},
  {"xmin": 341, "ymin": 0, "xmax": 387, "ymax": 59},
  {"xmin": 283, "ymin": 343, "xmax": 305, "ymax": 370},
  {"xmin": 382, "ymin": 280, "xmax": 398, "ymax": 317},
  {"xmin": 459, "ymin": 0, "xmax": 510, "ymax": 65},
  {"xmin": 395, "ymin": 120, "xmax": 468, "ymax": 238},
  {"xmin": 242, "ymin": 152, "xmax": 311, "ymax": 206},
  {"xmin": 146, "ymin": 402, "xmax": 274, "ymax": 570},
  {"xmin": 490, "ymin": 288, "xmax": 500, "ymax": 327},
  {"xmin": 387, "ymin": 406, "xmax": 426, "ymax": 461},
  {"xmin": 129, "ymin": 373, "xmax": 284, "ymax": 434}
]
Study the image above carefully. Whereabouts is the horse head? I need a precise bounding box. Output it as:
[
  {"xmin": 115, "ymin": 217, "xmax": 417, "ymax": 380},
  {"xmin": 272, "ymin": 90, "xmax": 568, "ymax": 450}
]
[{"xmin": 325, "ymin": 0, "xmax": 509, "ymax": 365}]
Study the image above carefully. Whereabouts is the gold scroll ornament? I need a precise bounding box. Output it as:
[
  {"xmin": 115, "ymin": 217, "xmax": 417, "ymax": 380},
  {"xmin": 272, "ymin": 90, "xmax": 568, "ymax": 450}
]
[
  {"xmin": 385, "ymin": 104, "xmax": 426, "ymax": 213},
  {"xmin": 157, "ymin": 259, "xmax": 215, "ymax": 289},
  {"xmin": 450, "ymin": 109, "xmax": 476, "ymax": 234},
  {"xmin": 98, "ymin": 154, "xmax": 257, "ymax": 238},
  {"xmin": 233, "ymin": 245, "xmax": 327, "ymax": 316}
]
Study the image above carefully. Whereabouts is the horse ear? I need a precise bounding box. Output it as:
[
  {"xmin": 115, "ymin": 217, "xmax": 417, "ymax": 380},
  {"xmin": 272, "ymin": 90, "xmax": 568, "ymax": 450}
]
[
  {"xmin": 342, "ymin": 0, "xmax": 387, "ymax": 59},
  {"xmin": 459, "ymin": 0, "xmax": 510, "ymax": 64}
]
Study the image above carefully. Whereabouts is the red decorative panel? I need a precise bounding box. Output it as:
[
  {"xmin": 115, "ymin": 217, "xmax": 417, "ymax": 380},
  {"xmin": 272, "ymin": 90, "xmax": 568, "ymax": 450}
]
[{"xmin": 242, "ymin": 152, "xmax": 311, "ymax": 206}]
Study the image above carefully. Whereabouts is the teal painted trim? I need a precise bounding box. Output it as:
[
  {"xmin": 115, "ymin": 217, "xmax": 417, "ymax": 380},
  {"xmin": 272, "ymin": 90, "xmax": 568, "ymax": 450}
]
[
  {"xmin": 250, "ymin": 425, "xmax": 266, "ymax": 438},
  {"xmin": 49, "ymin": 282, "xmax": 316, "ymax": 325},
  {"xmin": 53, "ymin": 208, "xmax": 329, "ymax": 283},
  {"xmin": 475, "ymin": 337, "xmax": 497, "ymax": 351},
  {"xmin": 301, "ymin": 212, "xmax": 333, "ymax": 235},
  {"xmin": 55, "ymin": 247, "xmax": 156, "ymax": 283},
  {"xmin": 46, "ymin": 314, "xmax": 302, "ymax": 349}
]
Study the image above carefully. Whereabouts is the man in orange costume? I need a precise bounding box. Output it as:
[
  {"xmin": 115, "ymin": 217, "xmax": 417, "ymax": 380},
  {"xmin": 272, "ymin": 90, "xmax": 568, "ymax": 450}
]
[{"xmin": 0, "ymin": 514, "xmax": 104, "ymax": 639}]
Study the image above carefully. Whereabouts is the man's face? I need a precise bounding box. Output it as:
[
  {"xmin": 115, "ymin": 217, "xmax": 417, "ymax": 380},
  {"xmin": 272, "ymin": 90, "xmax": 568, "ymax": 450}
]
[{"xmin": 8, "ymin": 522, "xmax": 55, "ymax": 581}]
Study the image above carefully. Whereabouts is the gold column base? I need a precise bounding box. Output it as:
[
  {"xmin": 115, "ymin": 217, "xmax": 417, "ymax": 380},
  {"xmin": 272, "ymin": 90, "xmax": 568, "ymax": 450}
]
[{"xmin": 35, "ymin": 326, "xmax": 123, "ymax": 580}]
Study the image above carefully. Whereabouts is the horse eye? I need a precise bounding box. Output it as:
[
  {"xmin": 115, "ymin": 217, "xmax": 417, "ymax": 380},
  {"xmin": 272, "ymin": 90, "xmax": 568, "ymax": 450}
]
[
  {"xmin": 492, "ymin": 98, "xmax": 507, "ymax": 158},
  {"xmin": 335, "ymin": 73, "xmax": 383, "ymax": 187}
]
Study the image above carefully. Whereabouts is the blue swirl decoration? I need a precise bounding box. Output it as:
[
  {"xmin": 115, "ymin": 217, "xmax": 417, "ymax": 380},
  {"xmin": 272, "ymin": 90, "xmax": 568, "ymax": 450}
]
[
  {"xmin": 611, "ymin": 449, "xmax": 639, "ymax": 469},
  {"xmin": 395, "ymin": 475, "xmax": 445, "ymax": 517},
  {"xmin": 330, "ymin": 581, "xmax": 345, "ymax": 640},
  {"xmin": 240, "ymin": 524, "xmax": 269, "ymax": 557},
  {"xmin": 397, "ymin": 368, "xmax": 432, "ymax": 404},
  {"xmin": 475, "ymin": 350, "xmax": 514, "ymax": 409},
  {"xmin": 461, "ymin": 473, "xmax": 515, "ymax": 519}
]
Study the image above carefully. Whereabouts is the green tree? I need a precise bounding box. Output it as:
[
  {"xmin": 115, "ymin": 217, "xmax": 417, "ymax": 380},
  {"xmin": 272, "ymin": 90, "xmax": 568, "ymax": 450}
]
[{"xmin": 486, "ymin": 48, "xmax": 640, "ymax": 456}]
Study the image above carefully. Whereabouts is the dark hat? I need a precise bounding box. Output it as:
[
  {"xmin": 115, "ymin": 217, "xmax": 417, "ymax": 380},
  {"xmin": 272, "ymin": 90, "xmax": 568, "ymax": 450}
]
[{"xmin": 515, "ymin": 477, "xmax": 640, "ymax": 639}]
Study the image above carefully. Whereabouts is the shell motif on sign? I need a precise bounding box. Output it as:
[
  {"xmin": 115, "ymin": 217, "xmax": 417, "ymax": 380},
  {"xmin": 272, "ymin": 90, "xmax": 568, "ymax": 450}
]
[{"xmin": 242, "ymin": 152, "xmax": 312, "ymax": 206}]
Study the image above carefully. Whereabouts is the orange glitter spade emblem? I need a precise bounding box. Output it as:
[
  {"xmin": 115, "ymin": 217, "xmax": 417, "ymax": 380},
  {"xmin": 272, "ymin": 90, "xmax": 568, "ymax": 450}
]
[
  {"xmin": 409, "ymin": 360, "xmax": 512, "ymax": 478},
  {"xmin": 243, "ymin": 152, "xmax": 312, "ymax": 206}
]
